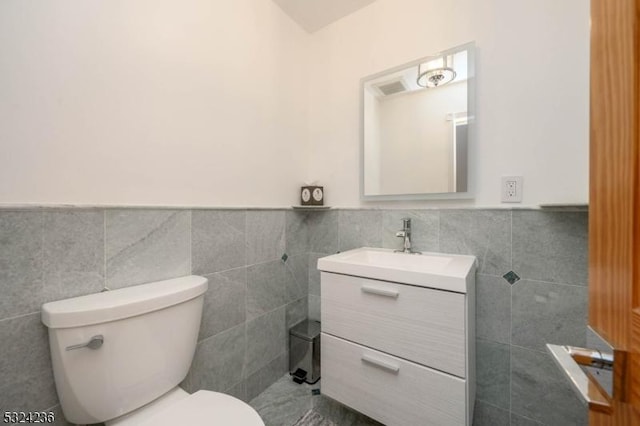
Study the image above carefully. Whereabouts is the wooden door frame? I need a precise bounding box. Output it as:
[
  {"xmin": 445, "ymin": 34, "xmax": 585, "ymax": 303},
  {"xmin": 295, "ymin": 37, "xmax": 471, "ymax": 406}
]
[{"xmin": 588, "ymin": 0, "xmax": 640, "ymax": 423}]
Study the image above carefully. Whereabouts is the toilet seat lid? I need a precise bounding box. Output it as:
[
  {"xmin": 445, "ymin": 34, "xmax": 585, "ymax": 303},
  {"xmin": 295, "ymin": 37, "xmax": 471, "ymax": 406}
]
[{"xmin": 138, "ymin": 390, "xmax": 264, "ymax": 426}]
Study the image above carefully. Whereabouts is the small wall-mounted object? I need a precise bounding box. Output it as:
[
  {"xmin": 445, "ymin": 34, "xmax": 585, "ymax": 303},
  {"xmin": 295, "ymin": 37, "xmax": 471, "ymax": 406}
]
[
  {"xmin": 501, "ymin": 176, "xmax": 523, "ymax": 203},
  {"xmin": 301, "ymin": 186, "xmax": 324, "ymax": 206}
]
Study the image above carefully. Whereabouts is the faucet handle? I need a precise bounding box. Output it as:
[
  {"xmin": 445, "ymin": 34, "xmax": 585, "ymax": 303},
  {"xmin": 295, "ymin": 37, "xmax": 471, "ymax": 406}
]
[{"xmin": 401, "ymin": 218, "xmax": 411, "ymax": 230}]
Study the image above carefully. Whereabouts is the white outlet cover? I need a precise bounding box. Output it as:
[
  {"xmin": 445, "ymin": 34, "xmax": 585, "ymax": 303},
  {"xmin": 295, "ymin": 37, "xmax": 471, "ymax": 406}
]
[{"xmin": 501, "ymin": 176, "xmax": 523, "ymax": 203}]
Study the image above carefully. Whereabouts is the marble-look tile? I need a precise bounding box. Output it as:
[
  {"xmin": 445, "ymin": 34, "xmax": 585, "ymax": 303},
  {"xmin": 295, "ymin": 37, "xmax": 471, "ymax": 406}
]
[
  {"xmin": 293, "ymin": 410, "xmax": 337, "ymax": 426},
  {"xmin": 190, "ymin": 323, "xmax": 246, "ymax": 393},
  {"xmin": 476, "ymin": 339, "xmax": 510, "ymax": 410},
  {"xmin": 245, "ymin": 353, "xmax": 288, "ymax": 402},
  {"xmin": 513, "ymin": 211, "xmax": 588, "ymax": 285},
  {"xmin": 511, "ymin": 346, "xmax": 587, "ymax": 426},
  {"xmin": 308, "ymin": 211, "xmax": 338, "ymax": 254},
  {"xmin": 440, "ymin": 210, "xmax": 511, "ymax": 276},
  {"xmin": 308, "ymin": 295, "xmax": 321, "ymax": 322},
  {"xmin": 43, "ymin": 210, "xmax": 104, "ymax": 303},
  {"xmin": 0, "ymin": 373, "xmax": 58, "ymax": 420},
  {"xmin": 285, "ymin": 254, "xmax": 309, "ymax": 303},
  {"xmin": 225, "ymin": 380, "xmax": 247, "ymax": 403},
  {"xmin": 48, "ymin": 404, "xmax": 73, "ymax": 426},
  {"xmin": 286, "ymin": 211, "xmax": 310, "ymax": 256},
  {"xmin": 0, "ymin": 211, "xmax": 43, "ymax": 319},
  {"xmin": 0, "ymin": 314, "xmax": 58, "ymax": 411},
  {"xmin": 246, "ymin": 307, "xmax": 286, "ymax": 375},
  {"xmin": 199, "ymin": 268, "xmax": 246, "ymax": 341},
  {"xmin": 510, "ymin": 413, "xmax": 545, "ymax": 426},
  {"xmin": 20, "ymin": 405, "xmax": 73, "ymax": 426},
  {"xmin": 512, "ymin": 280, "xmax": 587, "ymax": 351},
  {"xmin": 338, "ymin": 210, "xmax": 382, "ymax": 252},
  {"xmin": 313, "ymin": 395, "xmax": 383, "ymax": 426},
  {"xmin": 246, "ymin": 261, "xmax": 286, "ymax": 320},
  {"xmin": 180, "ymin": 370, "xmax": 193, "ymax": 394},
  {"xmin": 286, "ymin": 297, "xmax": 308, "ymax": 329},
  {"xmin": 192, "ymin": 210, "xmax": 246, "ymax": 275},
  {"xmin": 249, "ymin": 374, "xmax": 316, "ymax": 426},
  {"xmin": 106, "ymin": 209, "xmax": 190, "ymax": 289},
  {"xmin": 472, "ymin": 400, "xmax": 510, "ymax": 426},
  {"xmin": 308, "ymin": 253, "xmax": 326, "ymax": 297},
  {"xmin": 247, "ymin": 211, "xmax": 285, "ymax": 265},
  {"xmin": 381, "ymin": 210, "xmax": 439, "ymax": 252},
  {"xmin": 476, "ymin": 274, "xmax": 511, "ymax": 344}
]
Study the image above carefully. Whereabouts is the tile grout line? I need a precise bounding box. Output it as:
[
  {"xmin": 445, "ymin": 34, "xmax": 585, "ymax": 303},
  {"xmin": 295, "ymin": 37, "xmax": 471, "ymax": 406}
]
[
  {"xmin": 510, "ymin": 210, "xmax": 513, "ymax": 271},
  {"xmin": 475, "ymin": 398, "xmax": 509, "ymax": 413},
  {"xmin": 436, "ymin": 210, "xmax": 441, "ymax": 252},
  {"xmin": 0, "ymin": 310, "xmax": 42, "ymax": 323},
  {"xmin": 509, "ymin": 342, "xmax": 558, "ymax": 355},
  {"xmin": 103, "ymin": 209, "xmax": 107, "ymax": 289},
  {"xmin": 40, "ymin": 211, "xmax": 45, "ymax": 310},
  {"xmin": 244, "ymin": 209, "xmax": 249, "ymax": 385},
  {"xmin": 509, "ymin": 210, "xmax": 513, "ymax": 416},
  {"xmin": 188, "ymin": 209, "xmax": 192, "ymax": 274},
  {"xmin": 336, "ymin": 210, "xmax": 341, "ymax": 252},
  {"xmin": 515, "ymin": 277, "xmax": 588, "ymax": 289},
  {"xmin": 246, "ymin": 349, "xmax": 288, "ymax": 388},
  {"xmin": 42, "ymin": 404, "xmax": 60, "ymax": 413},
  {"xmin": 513, "ymin": 412, "xmax": 546, "ymax": 425}
]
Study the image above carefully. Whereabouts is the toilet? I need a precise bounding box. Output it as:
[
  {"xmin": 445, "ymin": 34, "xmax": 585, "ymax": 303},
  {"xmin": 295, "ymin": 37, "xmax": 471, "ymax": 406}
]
[{"xmin": 41, "ymin": 275, "xmax": 264, "ymax": 426}]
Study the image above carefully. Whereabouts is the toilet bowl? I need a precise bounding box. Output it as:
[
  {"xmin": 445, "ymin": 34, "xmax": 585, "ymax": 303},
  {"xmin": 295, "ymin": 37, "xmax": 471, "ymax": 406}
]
[{"xmin": 41, "ymin": 275, "xmax": 264, "ymax": 426}]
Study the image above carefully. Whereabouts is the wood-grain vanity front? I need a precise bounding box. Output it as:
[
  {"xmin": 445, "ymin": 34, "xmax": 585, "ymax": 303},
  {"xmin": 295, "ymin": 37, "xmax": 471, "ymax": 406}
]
[
  {"xmin": 322, "ymin": 272, "xmax": 466, "ymax": 377},
  {"xmin": 322, "ymin": 334, "xmax": 466, "ymax": 426},
  {"xmin": 319, "ymin": 252, "xmax": 475, "ymax": 426}
]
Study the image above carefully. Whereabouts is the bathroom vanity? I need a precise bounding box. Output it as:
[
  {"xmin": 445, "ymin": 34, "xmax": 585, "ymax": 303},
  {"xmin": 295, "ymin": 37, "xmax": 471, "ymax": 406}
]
[{"xmin": 318, "ymin": 248, "xmax": 476, "ymax": 426}]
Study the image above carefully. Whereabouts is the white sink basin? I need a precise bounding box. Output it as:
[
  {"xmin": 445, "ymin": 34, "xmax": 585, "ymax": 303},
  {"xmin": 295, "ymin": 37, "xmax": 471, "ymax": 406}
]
[{"xmin": 317, "ymin": 247, "xmax": 476, "ymax": 293}]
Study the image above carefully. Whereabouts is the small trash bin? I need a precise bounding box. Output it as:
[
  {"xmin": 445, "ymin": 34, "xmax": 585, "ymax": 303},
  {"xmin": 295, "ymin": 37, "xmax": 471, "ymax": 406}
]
[{"xmin": 289, "ymin": 319, "xmax": 321, "ymax": 384}]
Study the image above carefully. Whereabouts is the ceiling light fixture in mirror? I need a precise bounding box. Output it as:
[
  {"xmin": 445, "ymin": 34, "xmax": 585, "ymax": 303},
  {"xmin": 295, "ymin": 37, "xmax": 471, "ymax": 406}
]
[{"xmin": 360, "ymin": 42, "xmax": 475, "ymax": 201}]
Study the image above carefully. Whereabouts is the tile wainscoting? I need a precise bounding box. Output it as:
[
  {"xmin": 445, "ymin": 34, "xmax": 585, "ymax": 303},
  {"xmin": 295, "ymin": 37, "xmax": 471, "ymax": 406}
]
[
  {"xmin": 305, "ymin": 208, "xmax": 588, "ymax": 426},
  {"xmin": 0, "ymin": 207, "xmax": 588, "ymax": 426},
  {"xmin": 0, "ymin": 208, "xmax": 308, "ymax": 425}
]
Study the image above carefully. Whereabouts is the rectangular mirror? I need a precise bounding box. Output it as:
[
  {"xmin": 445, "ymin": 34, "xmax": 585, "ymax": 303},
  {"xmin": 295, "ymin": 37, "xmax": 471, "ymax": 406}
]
[{"xmin": 361, "ymin": 42, "xmax": 475, "ymax": 200}]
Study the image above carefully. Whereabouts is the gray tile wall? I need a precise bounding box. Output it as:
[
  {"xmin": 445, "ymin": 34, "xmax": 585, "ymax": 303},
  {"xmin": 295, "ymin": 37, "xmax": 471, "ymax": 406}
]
[
  {"xmin": 306, "ymin": 209, "xmax": 589, "ymax": 426},
  {"xmin": 0, "ymin": 207, "xmax": 588, "ymax": 426},
  {"xmin": 0, "ymin": 208, "xmax": 308, "ymax": 425}
]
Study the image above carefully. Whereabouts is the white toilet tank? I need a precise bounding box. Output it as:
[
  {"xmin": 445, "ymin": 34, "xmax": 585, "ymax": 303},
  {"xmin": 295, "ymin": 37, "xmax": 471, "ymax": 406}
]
[{"xmin": 41, "ymin": 275, "xmax": 208, "ymax": 425}]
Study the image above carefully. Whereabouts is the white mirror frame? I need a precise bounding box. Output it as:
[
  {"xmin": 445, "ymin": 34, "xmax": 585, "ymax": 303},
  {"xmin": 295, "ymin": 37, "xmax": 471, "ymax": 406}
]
[{"xmin": 360, "ymin": 42, "xmax": 476, "ymax": 201}]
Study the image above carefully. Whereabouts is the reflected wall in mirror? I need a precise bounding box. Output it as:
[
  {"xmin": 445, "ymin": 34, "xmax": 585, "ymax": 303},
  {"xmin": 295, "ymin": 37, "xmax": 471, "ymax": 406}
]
[{"xmin": 361, "ymin": 43, "xmax": 475, "ymax": 200}]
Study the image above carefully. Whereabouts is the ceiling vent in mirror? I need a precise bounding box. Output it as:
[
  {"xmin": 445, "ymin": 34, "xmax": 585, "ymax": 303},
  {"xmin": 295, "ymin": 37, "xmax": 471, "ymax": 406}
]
[{"xmin": 373, "ymin": 78, "xmax": 408, "ymax": 96}]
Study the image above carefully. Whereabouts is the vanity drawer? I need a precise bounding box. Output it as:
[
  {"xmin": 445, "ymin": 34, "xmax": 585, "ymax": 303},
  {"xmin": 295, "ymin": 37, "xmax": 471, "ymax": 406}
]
[
  {"xmin": 321, "ymin": 333, "xmax": 466, "ymax": 426},
  {"xmin": 321, "ymin": 272, "xmax": 466, "ymax": 377}
]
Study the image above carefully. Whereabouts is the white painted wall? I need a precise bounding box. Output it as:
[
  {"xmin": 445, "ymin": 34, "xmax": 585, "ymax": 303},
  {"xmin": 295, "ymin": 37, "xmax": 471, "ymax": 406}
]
[
  {"xmin": 0, "ymin": 0, "xmax": 590, "ymax": 208},
  {"xmin": 0, "ymin": 0, "xmax": 310, "ymax": 207},
  {"xmin": 307, "ymin": 0, "xmax": 590, "ymax": 207},
  {"xmin": 363, "ymin": 88, "xmax": 382, "ymax": 194},
  {"xmin": 375, "ymin": 82, "xmax": 467, "ymax": 195}
]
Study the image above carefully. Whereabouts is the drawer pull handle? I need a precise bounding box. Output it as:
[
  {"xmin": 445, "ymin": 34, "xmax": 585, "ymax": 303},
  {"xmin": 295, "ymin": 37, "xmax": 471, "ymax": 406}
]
[
  {"xmin": 361, "ymin": 285, "xmax": 399, "ymax": 298},
  {"xmin": 361, "ymin": 354, "xmax": 400, "ymax": 374}
]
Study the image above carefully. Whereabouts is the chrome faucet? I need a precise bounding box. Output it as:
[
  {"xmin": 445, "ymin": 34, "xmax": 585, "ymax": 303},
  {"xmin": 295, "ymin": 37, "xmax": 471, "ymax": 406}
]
[{"xmin": 395, "ymin": 218, "xmax": 417, "ymax": 254}]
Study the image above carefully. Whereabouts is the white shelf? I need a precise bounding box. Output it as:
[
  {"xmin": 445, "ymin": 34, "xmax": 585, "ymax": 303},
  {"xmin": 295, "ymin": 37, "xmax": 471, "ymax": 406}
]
[
  {"xmin": 539, "ymin": 203, "xmax": 588, "ymax": 210},
  {"xmin": 291, "ymin": 205, "xmax": 332, "ymax": 210}
]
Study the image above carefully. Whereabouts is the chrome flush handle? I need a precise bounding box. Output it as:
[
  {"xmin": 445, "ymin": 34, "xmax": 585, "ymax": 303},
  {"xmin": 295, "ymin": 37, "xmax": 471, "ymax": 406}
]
[{"xmin": 66, "ymin": 335, "xmax": 104, "ymax": 351}]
